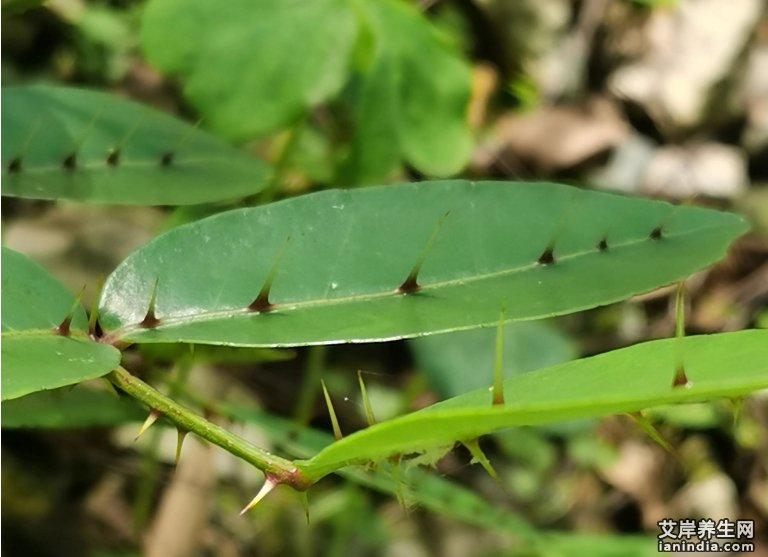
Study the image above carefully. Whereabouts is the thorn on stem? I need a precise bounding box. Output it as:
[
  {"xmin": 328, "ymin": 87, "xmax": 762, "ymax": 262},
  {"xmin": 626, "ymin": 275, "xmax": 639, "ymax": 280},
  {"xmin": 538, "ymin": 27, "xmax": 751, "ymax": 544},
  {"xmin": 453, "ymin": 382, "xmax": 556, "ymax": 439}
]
[
  {"xmin": 174, "ymin": 428, "xmax": 188, "ymax": 466},
  {"xmin": 649, "ymin": 226, "xmax": 663, "ymax": 240},
  {"xmin": 597, "ymin": 238, "xmax": 608, "ymax": 252},
  {"xmin": 160, "ymin": 151, "xmax": 174, "ymax": 166},
  {"xmin": 627, "ymin": 412, "xmax": 673, "ymax": 453},
  {"xmin": 240, "ymin": 475, "xmax": 278, "ymax": 515},
  {"xmin": 462, "ymin": 438, "xmax": 499, "ymax": 480},
  {"xmin": 299, "ymin": 491, "xmax": 310, "ymax": 524},
  {"xmin": 135, "ymin": 409, "xmax": 162, "ymax": 441}
]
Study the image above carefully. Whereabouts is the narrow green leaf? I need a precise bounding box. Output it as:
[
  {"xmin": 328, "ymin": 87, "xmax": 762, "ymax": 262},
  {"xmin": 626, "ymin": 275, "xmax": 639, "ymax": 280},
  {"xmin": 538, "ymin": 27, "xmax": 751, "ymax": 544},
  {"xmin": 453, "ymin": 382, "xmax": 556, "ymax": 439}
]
[
  {"xmin": 2, "ymin": 248, "xmax": 122, "ymax": 400},
  {"xmin": 224, "ymin": 404, "xmax": 655, "ymax": 556},
  {"xmin": 296, "ymin": 331, "xmax": 768, "ymax": 480},
  {"xmin": 1, "ymin": 85, "xmax": 270, "ymax": 204},
  {"xmin": 2, "ymin": 333, "xmax": 122, "ymax": 401},
  {"xmin": 2, "ymin": 387, "xmax": 144, "ymax": 428},
  {"xmin": 99, "ymin": 180, "xmax": 747, "ymax": 347},
  {"xmin": 342, "ymin": 0, "xmax": 472, "ymax": 182},
  {"xmin": 140, "ymin": 0, "xmax": 357, "ymax": 140}
]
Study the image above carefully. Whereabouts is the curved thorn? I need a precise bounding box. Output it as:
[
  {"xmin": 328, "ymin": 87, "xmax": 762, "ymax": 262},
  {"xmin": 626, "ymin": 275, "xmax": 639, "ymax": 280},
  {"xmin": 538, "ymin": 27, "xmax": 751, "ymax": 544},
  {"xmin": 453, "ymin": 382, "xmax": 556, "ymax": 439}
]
[
  {"xmin": 135, "ymin": 409, "xmax": 162, "ymax": 441},
  {"xmin": 462, "ymin": 438, "xmax": 499, "ymax": 480},
  {"xmin": 139, "ymin": 279, "xmax": 160, "ymax": 328},
  {"xmin": 398, "ymin": 211, "xmax": 450, "ymax": 293},
  {"xmin": 299, "ymin": 491, "xmax": 310, "ymax": 524},
  {"xmin": 628, "ymin": 412, "xmax": 673, "ymax": 453},
  {"xmin": 357, "ymin": 371, "xmax": 376, "ymax": 426},
  {"xmin": 240, "ymin": 476, "xmax": 278, "ymax": 515},
  {"xmin": 248, "ymin": 237, "xmax": 291, "ymax": 312},
  {"xmin": 55, "ymin": 285, "xmax": 86, "ymax": 336},
  {"xmin": 174, "ymin": 428, "xmax": 188, "ymax": 466},
  {"xmin": 321, "ymin": 379, "xmax": 343, "ymax": 440}
]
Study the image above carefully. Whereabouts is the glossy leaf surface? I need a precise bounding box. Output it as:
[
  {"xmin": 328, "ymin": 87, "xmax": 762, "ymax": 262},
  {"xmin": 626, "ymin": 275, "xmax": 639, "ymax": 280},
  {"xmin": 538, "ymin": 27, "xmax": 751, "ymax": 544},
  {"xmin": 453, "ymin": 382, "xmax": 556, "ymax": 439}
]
[
  {"xmin": 298, "ymin": 330, "xmax": 768, "ymax": 480},
  {"xmin": 2, "ymin": 248, "xmax": 121, "ymax": 400},
  {"xmin": 1, "ymin": 86, "xmax": 270, "ymax": 204},
  {"xmin": 99, "ymin": 180, "xmax": 747, "ymax": 347}
]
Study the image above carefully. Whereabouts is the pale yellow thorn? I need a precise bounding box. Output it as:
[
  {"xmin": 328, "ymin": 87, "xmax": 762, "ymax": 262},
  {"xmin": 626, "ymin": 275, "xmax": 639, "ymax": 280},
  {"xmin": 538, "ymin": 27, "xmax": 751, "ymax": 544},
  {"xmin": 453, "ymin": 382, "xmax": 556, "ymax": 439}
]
[
  {"xmin": 239, "ymin": 477, "xmax": 278, "ymax": 515},
  {"xmin": 174, "ymin": 429, "xmax": 188, "ymax": 466},
  {"xmin": 134, "ymin": 409, "xmax": 161, "ymax": 441}
]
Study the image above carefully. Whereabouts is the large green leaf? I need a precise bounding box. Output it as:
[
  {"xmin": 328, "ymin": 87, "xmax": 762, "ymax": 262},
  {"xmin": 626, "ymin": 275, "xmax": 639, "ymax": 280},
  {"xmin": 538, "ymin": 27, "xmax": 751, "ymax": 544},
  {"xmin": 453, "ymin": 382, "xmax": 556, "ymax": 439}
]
[
  {"xmin": 99, "ymin": 180, "xmax": 746, "ymax": 346},
  {"xmin": 342, "ymin": 0, "xmax": 472, "ymax": 183},
  {"xmin": 2, "ymin": 387, "xmax": 143, "ymax": 428},
  {"xmin": 297, "ymin": 330, "xmax": 768, "ymax": 480},
  {"xmin": 2, "ymin": 248, "xmax": 122, "ymax": 400},
  {"xmin": 1, "ymin": 85, "xmax": 270, "ymax": 204},
  {"xmin": 140, "ymin": 0, "xmax": 358, "ymax": 140}
]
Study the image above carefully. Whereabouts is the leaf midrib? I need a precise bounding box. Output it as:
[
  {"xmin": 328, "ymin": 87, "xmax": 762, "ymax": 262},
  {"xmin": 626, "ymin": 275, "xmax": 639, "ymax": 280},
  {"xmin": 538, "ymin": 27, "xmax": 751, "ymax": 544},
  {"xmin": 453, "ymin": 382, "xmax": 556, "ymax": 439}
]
[{"xmin": 107, "ymin": 220, "xmax": 735, "ymax": 339}]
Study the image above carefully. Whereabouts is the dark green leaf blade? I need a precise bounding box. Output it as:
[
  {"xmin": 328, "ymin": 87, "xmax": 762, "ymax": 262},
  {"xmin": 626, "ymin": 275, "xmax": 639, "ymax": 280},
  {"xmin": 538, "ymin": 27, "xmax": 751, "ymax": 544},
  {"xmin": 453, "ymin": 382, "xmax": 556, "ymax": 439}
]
[
  {"xmin": 297, "ymin": 330, "xmax": 768, "ymax": 480},
  {"xmin": 99, "ymin": 181, "xmax": 747, "ymax": 347},
  {"xmin": 1, "ymin": 85, "xmax": 270, "ymax": 204}
]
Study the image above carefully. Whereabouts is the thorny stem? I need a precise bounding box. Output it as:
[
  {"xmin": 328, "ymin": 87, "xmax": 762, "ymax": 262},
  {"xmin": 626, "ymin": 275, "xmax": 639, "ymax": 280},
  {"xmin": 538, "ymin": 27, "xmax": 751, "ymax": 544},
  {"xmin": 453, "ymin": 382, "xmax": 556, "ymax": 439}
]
[{"xmin": 108, "ymin": 366, "xmax": 311, "ymax": 490}]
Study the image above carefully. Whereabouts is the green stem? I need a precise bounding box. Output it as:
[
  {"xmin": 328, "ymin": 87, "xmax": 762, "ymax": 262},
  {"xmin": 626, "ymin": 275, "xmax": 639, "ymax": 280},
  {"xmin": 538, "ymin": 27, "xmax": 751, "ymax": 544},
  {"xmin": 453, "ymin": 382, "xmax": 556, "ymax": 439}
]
[{"xmin": 108, "ymin": 366, "xmax": 310, "ymax": 490}]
